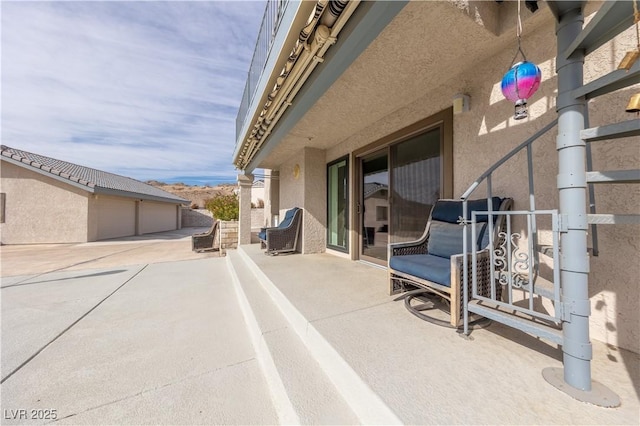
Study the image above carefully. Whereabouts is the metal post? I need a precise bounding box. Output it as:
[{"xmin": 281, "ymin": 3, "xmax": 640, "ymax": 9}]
[
  {"xmin": 543, "ymin": 3, "xmax": 620, "ymax": 407},
  {"xmin": 555, "ymin": 6, "xmax": 591, "ymax": 391}
]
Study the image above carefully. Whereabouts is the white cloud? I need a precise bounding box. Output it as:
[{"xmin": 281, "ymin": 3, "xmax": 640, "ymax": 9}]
[{"xmin": 1, "ymin": 0, "xmax": 266, "ymax": 184}]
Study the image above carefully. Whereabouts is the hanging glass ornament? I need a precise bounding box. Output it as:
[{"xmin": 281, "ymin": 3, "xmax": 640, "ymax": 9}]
[{"xmin": 500, "ymin": 0, "xmax": 542, "ymax": 120}]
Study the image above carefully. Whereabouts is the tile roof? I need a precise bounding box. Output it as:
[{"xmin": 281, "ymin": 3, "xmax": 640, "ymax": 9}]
[{"xmin": 1, "ymin": 145, "xmax": 188, "ymax": 204}]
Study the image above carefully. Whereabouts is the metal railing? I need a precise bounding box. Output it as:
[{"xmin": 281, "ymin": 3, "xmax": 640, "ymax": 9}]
[
  {"xmin": 470, "ymin": 209, "xmax": 561, "ymax": 323},
  {"xmin": 460, "ymin": 118, "xmax": 560, "ymax": 333},
  {"xmin": 236, "ymin": 0, "xmax": 290, "ymax": 142}
]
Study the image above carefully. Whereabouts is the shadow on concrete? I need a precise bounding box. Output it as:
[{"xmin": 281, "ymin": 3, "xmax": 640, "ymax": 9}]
[
  {"xmin": 97, "ymin": 227, "xmax": 211, "ymax": 243},
  {"xmin": 1, "ymin": 270, "xmax": 128, "ymax": 288}
]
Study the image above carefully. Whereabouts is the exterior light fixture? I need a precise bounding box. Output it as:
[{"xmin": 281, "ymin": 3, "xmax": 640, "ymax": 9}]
[
  {"xmin": 500, "ymin": 0, "xmax": 541, "ymax": 120},
  {"xmin": 453, "ymin": 94, "xmax": 470, "ymax": 114}
]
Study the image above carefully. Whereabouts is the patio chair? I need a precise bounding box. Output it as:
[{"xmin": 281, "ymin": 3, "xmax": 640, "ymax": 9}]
[
  {"xmin": 258, "ymin": 207, "xmax": 302, "ymax": 255},
  {"xmin": 388, "ymin": 197, "xmax": 513, "ymax": 327},
  {"xmin": 191, "ymin": 220, "xmax": 220, "ymax": 252}
]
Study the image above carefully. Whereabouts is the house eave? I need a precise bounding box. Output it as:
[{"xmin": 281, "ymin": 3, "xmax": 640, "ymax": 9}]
[
  {"xmin": 1, "ymin": 154, "xmax": 97, "ymax": 194},
  {"xmin": 1, "ymin": 155, "xmax": 188, "ymax": 205},
  {"xmin": 241, "ymin": 0, "xmax": 409, "ymax": 173},
  {"xmin": 233, "ymin": 0, "xmax": 318, "ymax": 169},
  {"xmin": 93, "ymin": 187, "xmax": 189, "ymax": 205}
]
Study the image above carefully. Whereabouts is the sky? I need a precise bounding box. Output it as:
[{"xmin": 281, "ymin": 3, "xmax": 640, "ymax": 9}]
[{"xmin": 1, "ymin": 0, "xmax": 266, "ymax": 186}]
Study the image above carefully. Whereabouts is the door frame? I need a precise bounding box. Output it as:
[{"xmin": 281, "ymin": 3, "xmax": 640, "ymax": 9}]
[
  {"xmin": 352, "ymin": 108, "xmax": 453, "ymax": 264},
  {"xmin": 326, "ymin": 155, "xmax": 350, "ymax": 253}
]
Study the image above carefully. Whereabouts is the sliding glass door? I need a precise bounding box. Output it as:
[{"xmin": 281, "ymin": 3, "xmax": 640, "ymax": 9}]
[
  {"xmin": 327, "ymin": 156, "xmax": 349, "ymax": 252},
  {"xmin": 389, "ymin": 127, "xmax": 441, "ymax": 245},
  {"xmin": 360, "ymin": 150, "xmax": 389, "ymax": 263},
  {"xmin": 357, "ymin": 122, "xmax": 447, "ymax": 265}
]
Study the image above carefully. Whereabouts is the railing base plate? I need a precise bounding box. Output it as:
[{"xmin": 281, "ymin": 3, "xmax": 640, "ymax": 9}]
[{"xmin": 542, "ymin": 367, "xmax": 621, "ymax": 408}]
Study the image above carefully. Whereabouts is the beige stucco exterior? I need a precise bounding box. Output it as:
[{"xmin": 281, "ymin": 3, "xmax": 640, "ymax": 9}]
[
  {"xmin": 244, "ymin": 2, "xmax": 639, "ymax": 352},
  {"xmin": 1, "ymin": 162, "xmax": 90, "ymax": 243},
  {"xmin": 1, "ymin": 161, "xmax": 184, "ymax": 244},
  {"xmin": 278, "ymin": 147, "xmax": 326, "ymax": 254}
]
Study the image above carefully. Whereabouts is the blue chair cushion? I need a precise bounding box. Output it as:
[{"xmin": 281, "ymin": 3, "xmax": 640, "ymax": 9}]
[
  {"xmin": 427, "ymin": 221, "xmax": 489, "ymax": 259},
  {"xmin": 389, "ymin": 254, "xmax": 451, "ymax": 287},
  {"xmin": 431, "ymin": 197, "xmax": 502, "ymax": 224},
  {"xmin": 279, "ymin": 207, "xmax": 299, "ymax": 229},
  {"xmin": 258, "ymin": 230, "xmax": 266, "ymax": 241}
]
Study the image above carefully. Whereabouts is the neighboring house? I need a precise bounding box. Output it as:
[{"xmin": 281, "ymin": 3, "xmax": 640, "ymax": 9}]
[
  {"xmin": 0, "ymin": 145, "xmax": 188, "ymax": 244},
  {"xmin": 232, "ymin": 0, "xmax": 639, "ymax": 404}
]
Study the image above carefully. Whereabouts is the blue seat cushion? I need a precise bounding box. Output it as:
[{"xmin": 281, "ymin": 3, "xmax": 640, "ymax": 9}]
[
  {"xmin": 279, "ymin": 207, "xmax": 299, "ymax": 229},
  {"xmin": 427, "ymin": 221, "xmax": 489, "ymax": 259},
  {"xmin": 258, "ymin": 230, "xmax": 266, "ymax": 241},
  {"xmin": 389, "ymin": 254, "xmax": 451, "ymax": 287},
  {"xmin": 431, "ymin": 197, "xmax": 502, "ymax": 223}
]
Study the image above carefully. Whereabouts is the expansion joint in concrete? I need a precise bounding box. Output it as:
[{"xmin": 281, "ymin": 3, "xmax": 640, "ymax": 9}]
[{"xmin": 0, "ymin": 265, "xmax": 148, "ymax": 385}]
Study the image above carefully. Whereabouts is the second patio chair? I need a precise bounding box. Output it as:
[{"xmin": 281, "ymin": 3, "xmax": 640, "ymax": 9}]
[{"xmin": 258, "ymin": 207, "xmax": 303, "ymax": 255}]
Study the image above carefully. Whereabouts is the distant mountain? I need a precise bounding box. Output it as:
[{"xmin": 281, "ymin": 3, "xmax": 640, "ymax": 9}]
[{"xmin": 146, "ymin": 181, "xmax": 236, "ymax": 208}]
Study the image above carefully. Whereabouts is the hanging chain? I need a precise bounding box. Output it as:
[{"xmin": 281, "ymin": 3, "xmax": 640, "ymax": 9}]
[{"xmin": 509, "ymin": 0, "xmax": 528, "ymax": 68}]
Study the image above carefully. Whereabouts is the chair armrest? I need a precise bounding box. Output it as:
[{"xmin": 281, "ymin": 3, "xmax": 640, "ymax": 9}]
[{"xmin": 389, "ymin": 238, "xmax": 430, "ymax": 256}]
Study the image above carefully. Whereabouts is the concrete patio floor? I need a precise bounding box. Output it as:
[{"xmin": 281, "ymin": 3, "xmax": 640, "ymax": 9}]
[
  {"xmin": 234, "ymin": 243, "xmax": 640, "ymax": 425},
  {"xmin": 2, "ymin": 230, "xmax": 639, "ymax": 425},
  {"xmin": 0, "ymin": 229, "xmax": 277, "ymax": 425}
]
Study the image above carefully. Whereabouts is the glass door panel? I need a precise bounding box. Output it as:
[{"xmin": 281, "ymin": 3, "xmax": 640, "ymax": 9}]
[
  {"xmin": 361, "ymin": 150, "xmax": 389, "ymax": 263},
  {"xmin": 327, "ymin": 157, "xmax": 349, "ymax": 251},
  {"xmin": 390, "ymin": 127, "xmax": 441, "ymax": 245}
]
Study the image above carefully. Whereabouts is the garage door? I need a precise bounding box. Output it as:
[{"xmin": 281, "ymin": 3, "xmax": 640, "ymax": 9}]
[
  {"xmin": 140, "ymin": 201, "xmax": 177, "ymax": 234},
  {"xmin": 97, "ymin": 196, "xmax": 136, "ymax": 240}
]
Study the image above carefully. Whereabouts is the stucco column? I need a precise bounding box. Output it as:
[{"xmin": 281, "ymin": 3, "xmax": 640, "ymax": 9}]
[
  {"xmin": 302, "ymin": 148, "xmax": 326, "ymax": 254},
  {"xmin": 237, "ymin": 173, "xmax": 254, "ymax": 245}
]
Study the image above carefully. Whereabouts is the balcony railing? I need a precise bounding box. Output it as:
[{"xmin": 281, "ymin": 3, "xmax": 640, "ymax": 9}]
[{"xmin": 236, "ymin": 0, "xmax": 290, "ymax": 143}]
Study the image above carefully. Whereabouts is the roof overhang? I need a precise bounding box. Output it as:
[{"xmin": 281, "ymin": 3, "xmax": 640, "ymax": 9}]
[
  {"xmin": 1, "ymin": 155, "xmax": 188, "ymax": 205},
  {"xmin": 234, "ymin": 0, "xmax": 411, "ymax": 173},
  {"xmin": 243, "ymin": 0, "xmax": 558, "ymax": 171}
]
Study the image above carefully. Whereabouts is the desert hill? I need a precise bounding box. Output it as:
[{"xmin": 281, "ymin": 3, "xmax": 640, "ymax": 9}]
[{"xmin": 147, "ymin": 181, "xmax": 236, "ymax": 208}]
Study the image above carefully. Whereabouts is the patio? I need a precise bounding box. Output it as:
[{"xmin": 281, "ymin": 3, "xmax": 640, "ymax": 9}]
[
  {"xmin": 1, "ymin": 231, "xmax": 638, "ymax": 424},
  {"xmin": 230, "ymin": 243, "xmax": 640, "ymax": 425},
  {"xmin": 0, "ymin": 230, "xmax": 277, "ymax": 425}
]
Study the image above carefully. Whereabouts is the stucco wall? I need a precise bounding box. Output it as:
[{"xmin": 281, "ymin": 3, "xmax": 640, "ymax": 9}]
[
  {"xmin": 279, "ymin": 147, "xmax": 326, "ymax": 253},
  {"xmin": 320, "ymin": 16, "xmax": 639, "ymax": 351},
  {"xmin": 96, "ymin": 195, "xmax": 136, "ymax": 240},
  {"xmin": 279, "ymin": 150, "xmax": 305, "ymax": 215},
  {"xmin": 302, "ymin": 148, "xmax": 327, "ymax": 253},
  {"xmin": 0, "ymin": 161, "xmax": 90, "ymax": 244},
  {"xmin": 139, "ymin": 201, "xmax": 178, "ymax": 235}
]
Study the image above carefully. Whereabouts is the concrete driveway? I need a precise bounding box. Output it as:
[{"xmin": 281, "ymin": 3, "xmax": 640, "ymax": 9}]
[{"xmin": 0, "ymin": 229, "xmax": 277, "ymax": 425}]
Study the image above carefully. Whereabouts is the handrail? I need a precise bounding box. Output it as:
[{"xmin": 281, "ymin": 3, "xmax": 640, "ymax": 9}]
[
  {"xmin": 460, "ymin": 118, "xmax": 558, "ymax": 200},
  {"xmin": 236, "ymin": 0, "xmax": 290, "ymax": 140},
  {"xmin": 461, "ymin": 117, "xmax": 558, "ymax": 335}
]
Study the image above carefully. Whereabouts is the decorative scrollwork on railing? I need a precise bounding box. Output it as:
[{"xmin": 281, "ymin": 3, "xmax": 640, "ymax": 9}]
[
  {"xmin": 494, "ymin": 231, "xmax": 508, "ymax": 271},
  {"xmin": 493, "ymin": 231, "xmax": 530, "ymax": 288}
]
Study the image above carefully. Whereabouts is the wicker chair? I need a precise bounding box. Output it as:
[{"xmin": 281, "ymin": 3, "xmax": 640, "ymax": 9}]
[
  {"xmin": 258, "ymin": 207, "xmax": 302, "ymax": 255},
  {"xmin": 388, "ymin": 197, "xmax": 513, "ymax": 327},
  {"xmin": 191, "ymin": 220, "xmax": 220, "ymax": 252}
]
